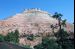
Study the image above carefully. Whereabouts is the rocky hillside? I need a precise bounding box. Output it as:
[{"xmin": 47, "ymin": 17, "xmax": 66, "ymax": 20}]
[
  {"xmin": 0, "ymin": 8, "xmax": 74, "ymax": 46},
  {"xmin": 0, "ymin": 8, "xmax": 59, "ymax": 35}
]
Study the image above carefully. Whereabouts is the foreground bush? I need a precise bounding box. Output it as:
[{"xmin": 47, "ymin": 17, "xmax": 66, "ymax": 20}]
[
  {"xmin": 34, "ymin": 37, "xmax": 61, "ymax": 49},
  {"xmin": 0, "ymin": 34, "xmax": 4, "ymax": 42},
  {"xmin": 55, "ymin": 29, "xmax": 74, "ymax": 49},
  {"xmin": 4, "ymin": 30, "xmax": 19, "ymax": 43}
]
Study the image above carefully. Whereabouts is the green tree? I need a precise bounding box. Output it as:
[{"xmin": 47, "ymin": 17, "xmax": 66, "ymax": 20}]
[
  {"xmin": 52, "ymin": 12, "xmax": 63, "ymax": 19},
  {"xmin": 4, "ymin": 31, "xmax": 15, "ymax": 42},
  {"xmin": 4, "ymin": 30, "xmax": 19, "ymax": 43},
  {"xmin": 34, "ymin": 37, "xmax": 60, "ymax": 49},
  {"xmin": 51, "ymin": 12, "xmax": 63, "ymax": 36},
  {"xmin": 55, "ymin": 29, "xmax": 74, "ymax": 49},
  {"xmin": 52, "ymin": 12, "xmax": 74, "ymax": 49},
  {"xmin": 55, "ymin": 29, "xmax": 69, "ymax": 39},
  {"xmin": 0, "ymin": 34, "xmax": 4, "ymax": 42},
  {"xmin": 52, "ymin": 12, "xmax": 63, "ymax": 30},
  {"xmin": 14, "ymin": 29, "xmax": 19, "ymax": 43}
]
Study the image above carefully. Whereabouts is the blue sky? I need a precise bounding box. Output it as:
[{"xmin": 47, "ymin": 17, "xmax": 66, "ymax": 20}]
[{"xmin": 0, "ymin": 0, "xmax": 74, "ymax": 23}]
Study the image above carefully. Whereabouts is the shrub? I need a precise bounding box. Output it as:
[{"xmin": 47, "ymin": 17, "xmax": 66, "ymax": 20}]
[
  {"xmin": 55, "ymin": 29, "xmax": 74, "ymax": 49},
  {"xmin": 34, "ymin": 37, "xmax": 61, "ymax": 49},
  {"xmin": 0, "ymin": 34, "xmax": 4, "ymax": 42},
  {"xmin": 4, "ymin": 30, "xmax": 19, "ymax": 43},
  {"xmin": 27, "ymin": 34, "xmax": 35, "ymax": 41}
]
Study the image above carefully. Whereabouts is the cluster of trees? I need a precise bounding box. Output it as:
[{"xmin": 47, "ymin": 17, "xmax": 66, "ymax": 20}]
[
  {"xmin": 0, "ymin": 30, "xmax": 33, "ymax": 49},
  {"xmin": 34, "ymin": 29, "xmax": 74, "ymax": 49},
  {"xmin": 0, "ymin": 30, "xmax": 19, "ymax": 43},
  {"xmin": 34, "ymin": 37, "xmax": 59, "ymax": 49}
]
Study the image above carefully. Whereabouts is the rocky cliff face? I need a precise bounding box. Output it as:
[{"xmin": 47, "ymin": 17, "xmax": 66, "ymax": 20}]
[
  {"xmin": 0, "ymin": 9, "xmax": 59, "ymax": 35},
  {"xmin": 0, "ymin": 9, "xmax": 74, "ymax": 46}
]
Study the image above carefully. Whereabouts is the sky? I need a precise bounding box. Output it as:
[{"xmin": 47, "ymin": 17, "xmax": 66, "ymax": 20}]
[{"xmin": 0, "ymin": 0, "xmax": 74, "ymax": 23}]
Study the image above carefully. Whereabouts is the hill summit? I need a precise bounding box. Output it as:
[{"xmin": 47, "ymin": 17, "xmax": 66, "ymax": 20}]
[{"xmin": 0, "ymin": 8, "xmax": 74, "ymax": 36}]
